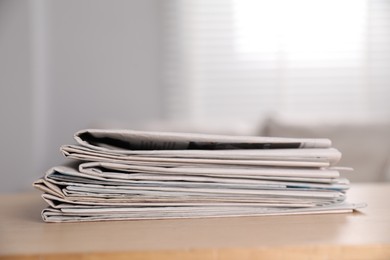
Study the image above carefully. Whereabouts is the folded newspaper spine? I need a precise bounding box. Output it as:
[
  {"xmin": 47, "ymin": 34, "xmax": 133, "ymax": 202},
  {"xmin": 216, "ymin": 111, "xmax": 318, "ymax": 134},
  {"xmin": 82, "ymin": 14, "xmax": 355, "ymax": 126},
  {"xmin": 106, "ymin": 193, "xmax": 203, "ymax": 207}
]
[{"xmin": 33, "ymin": 129, "xmax": 366, "ymax": 222}]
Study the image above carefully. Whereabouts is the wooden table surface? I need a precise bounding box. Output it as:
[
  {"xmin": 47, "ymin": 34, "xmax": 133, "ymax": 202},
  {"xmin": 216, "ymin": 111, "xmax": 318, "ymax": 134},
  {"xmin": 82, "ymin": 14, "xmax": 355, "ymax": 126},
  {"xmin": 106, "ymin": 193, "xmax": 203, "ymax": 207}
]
[{"xmin": 1, "ymin": 183, "xmax": 390, "ymax": 260}]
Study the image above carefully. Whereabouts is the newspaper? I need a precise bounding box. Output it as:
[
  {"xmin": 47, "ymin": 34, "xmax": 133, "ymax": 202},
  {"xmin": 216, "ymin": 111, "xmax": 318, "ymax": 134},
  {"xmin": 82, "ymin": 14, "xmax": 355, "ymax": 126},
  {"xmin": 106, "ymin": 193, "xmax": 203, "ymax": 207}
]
[
  {"xmin": 61, "ymin": 145, "xmax": 341, "ymax": 168},
  {"xmin": 74, "ymin": 129, "xmax": 332, "ymax": 152},
  {"xmin": 41, "ymin": 202, "xmax": 366, "ymax": 223},
  {"xmin": 33, "ymin": 129, "xmax": 365, "ymax": 222}
]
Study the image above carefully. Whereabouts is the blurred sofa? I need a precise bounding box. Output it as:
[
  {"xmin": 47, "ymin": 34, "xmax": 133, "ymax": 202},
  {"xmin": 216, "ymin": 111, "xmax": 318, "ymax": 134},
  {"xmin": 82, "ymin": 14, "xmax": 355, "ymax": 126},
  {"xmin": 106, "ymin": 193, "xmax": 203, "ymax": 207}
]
[{"xmin": 263, "ymin": 118, "xmax": 390, "ymax": 183}]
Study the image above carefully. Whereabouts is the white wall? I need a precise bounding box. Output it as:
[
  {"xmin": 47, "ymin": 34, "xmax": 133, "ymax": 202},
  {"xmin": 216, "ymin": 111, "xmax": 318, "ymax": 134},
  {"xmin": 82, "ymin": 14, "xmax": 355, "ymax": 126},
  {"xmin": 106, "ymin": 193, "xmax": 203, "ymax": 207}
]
[{"xmin": 0, "ymin": 0, "xmax": 163, "ymax": 193}]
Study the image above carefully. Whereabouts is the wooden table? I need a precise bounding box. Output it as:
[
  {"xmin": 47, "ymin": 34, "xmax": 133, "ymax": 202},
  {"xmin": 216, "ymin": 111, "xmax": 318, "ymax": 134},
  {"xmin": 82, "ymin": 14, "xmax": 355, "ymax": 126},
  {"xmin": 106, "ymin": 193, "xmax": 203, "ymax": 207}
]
[{"xmin": 1, "ymin": 183, "xmax": 390, "ymax": 260}]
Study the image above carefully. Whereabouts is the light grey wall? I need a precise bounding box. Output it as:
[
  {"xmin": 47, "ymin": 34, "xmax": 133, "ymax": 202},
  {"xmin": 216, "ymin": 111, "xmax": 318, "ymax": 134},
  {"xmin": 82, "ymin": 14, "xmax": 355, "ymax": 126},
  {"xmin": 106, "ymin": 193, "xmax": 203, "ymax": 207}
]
[
  {"xmin": 0, "ymin": 0, "xmax": 163, "ymax": 193},
  {"xmin": 0, "ymin": 0, "xmax": 34, "ymax": 193}
]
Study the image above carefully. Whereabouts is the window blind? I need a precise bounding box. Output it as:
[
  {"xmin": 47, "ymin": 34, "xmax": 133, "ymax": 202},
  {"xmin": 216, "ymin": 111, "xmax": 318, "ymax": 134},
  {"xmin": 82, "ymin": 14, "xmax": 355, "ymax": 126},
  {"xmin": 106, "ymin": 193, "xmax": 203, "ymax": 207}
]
[{"xmin": 161, "ymin": 0, "xmax": 390, "ymax": 122}]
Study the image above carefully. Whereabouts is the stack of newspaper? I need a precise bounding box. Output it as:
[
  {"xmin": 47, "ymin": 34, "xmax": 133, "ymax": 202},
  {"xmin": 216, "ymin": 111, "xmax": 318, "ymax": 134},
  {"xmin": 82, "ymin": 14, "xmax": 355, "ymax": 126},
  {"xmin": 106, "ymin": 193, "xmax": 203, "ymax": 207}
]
[{"xmin": 33, "ymin": 129, "xmax": 365, "ymax": 222}]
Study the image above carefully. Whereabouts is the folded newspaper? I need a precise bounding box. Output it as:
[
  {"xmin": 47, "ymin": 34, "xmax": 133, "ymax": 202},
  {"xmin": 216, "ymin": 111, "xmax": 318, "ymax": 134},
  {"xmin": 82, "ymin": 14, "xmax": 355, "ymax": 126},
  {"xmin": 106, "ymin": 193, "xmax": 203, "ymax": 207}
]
[{"xmin": 33, "ymin": 129, "xmax": 366, "ymax": 222}]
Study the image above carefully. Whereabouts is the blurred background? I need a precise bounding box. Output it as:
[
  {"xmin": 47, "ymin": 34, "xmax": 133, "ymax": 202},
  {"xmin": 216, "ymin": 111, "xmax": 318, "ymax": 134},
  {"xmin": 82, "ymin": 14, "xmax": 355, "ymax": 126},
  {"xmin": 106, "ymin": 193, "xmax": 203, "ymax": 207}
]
[{"xmin": 1, "ymin": 0, "xmax": 389, "ymax": 193}]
